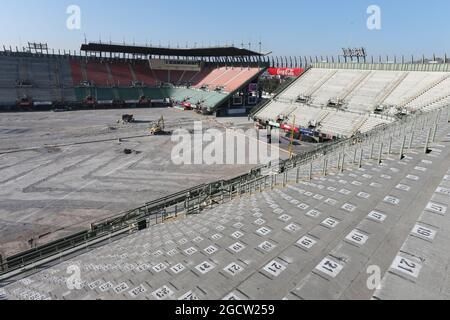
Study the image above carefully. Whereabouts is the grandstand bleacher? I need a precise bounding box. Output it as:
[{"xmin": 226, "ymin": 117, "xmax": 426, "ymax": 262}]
[{"xmin": 0, "ymin": 45, "xmax": 264, "ymax": 114}]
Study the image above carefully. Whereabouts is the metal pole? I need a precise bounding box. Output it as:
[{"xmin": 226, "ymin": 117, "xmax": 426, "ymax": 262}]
[
  {"xmin": 424, "ymin": 128, "xmax": 432, "ymax": 154},
  {"xmin": 359, "ymin": 148, "xmax": 363, "ymax": 168},
  {"xmin": 378, "ymin": 142, "xmax": 383, "ymax": 164},
  {"xmin": 337, "ymin": 153, "xmax": 342, "ymax": 171},
  {"xmin": 399, "ymin": 135, "xmax": 406, "ymax": 160},
  {"xmin": 408, "ymin": 128, "xmax": 415, "ymax": 149},
  {"xmin": 341, "ymin": 152, "xmax": 345, "ymax": 173},
  {"xmin": 296, "ymin": 166, "xmax": 300, "ymax": 184},
  {"xmin": 388, "ymin": 137, "xmax": 393, "ymax": 154},
  {"xmin": 309, "ymin": 162, "xmax": 313, "ymax": 181},
  {"xmin": 322, "ymin": 158, "xmax": 326, "ymax": 176},
  {"xmin": 432, "ymin": 113, "xmax": 439, "ymax": 142}
]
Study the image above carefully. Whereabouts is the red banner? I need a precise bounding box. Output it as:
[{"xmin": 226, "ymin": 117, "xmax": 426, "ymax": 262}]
[{"xmin": 268, "ymin": 68, "xmax": 304, "ymax": 77}]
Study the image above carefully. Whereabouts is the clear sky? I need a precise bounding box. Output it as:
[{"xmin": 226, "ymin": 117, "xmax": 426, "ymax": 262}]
[{"xmin": 0, "ymin": 0, "xmax": 449, "ymax": 57}]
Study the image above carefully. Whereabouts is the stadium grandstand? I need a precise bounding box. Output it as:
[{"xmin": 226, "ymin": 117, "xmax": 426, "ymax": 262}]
[
  {"xmin": 0, "ymin": 43, "xmax": 267, "ymax": 116},
  {"xmin": 253, "ymin": 62, "xmax": 450, "ymax": 140}
]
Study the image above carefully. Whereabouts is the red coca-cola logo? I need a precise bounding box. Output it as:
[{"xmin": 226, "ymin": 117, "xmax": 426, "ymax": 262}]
[{"xmin": 268, "ymin": 68, "xmax": 304, "ymax": 77}]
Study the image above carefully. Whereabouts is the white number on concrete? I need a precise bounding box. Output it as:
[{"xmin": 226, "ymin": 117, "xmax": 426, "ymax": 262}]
[
  {"xmin": 263, "ymin": 260, "xmax": 287, "ymax": 277},
  {"xmin": 296, "ymin": 236, "xmax": 317, "ymax": 250},
  {"xmin": 315, "ymin": 258, "xmax": 344, "ymax": 278},
  {"xmin": 345, "ymin": 230, "xmax": 369, "ymax": 246},
  {"xmin": 391, "ymin": 256, "xmax": 422, "ymax": 279}
]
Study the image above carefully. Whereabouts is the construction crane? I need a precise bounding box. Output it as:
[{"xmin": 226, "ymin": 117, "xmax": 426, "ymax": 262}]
[{"xmin": 149, "ymin": 116, "xmax": 167, "ymax": 135}]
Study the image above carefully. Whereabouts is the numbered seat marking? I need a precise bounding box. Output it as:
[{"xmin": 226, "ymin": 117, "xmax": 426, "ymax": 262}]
[
  {"xmin": 152, "ymin": 286, "xmax": 175, "ymax": 300},
  {"xmin": 425, "ymin": 202, "xmax": 447, "ymax": 215},
  {"xmin": 184, "ymin": 247, "xmax": 198, "ymax": 256},
  {"xmin": 384, "ymin": 196, "xmax": 400, "ymax": 205},
  {"xmin": 390, "ymin": 256, "xmax": 422, "ymax": 279},
  {"xmin": 367, "ymin": 211, "xmax": 387, "ymax": 223},
  {"xmin": 258, "ymin": 241, "xmax": 276, "ymax": 253},
  {"xmin": 231, "ymin": 231, "xmax": 244, "ymax": 239},
  {"xmin": 342, "ymin": 203, "xmax": 356, "ymax": 212},
  {"xmin": 223, "ymin": 262, "xmax": 244, "ymax": 276},
  {"xmin": 315, "ymin": 258, "xmax": 344, "ymax": 278},
  {"xmin": 113, "ymin": 282, "xmax": 129, "ymax": 294},
  {"xmin": 263, "ymin": 260, "xmax": 287, "ymax": 277},
  {"xmin": 195, "ymin": 261, "xmax": 216, "ymax": 275},
  {"xmin": 325, "ymin": 198, "xmax": 337, "ymax": 206},
  {"xmin": 396, "ymin": 184, "xmax": 411, "ymax": 192},
  {"xmin": 321, "ymin": 217, "xmax": 340, "ymax": 229},
  {"xmin": 229, "ymin": 242, "xmax": 246, "ymax": 253},
  {"xmin": 411, "ymin": 224, "xmax": 437, "ymax": 241},
  {"xmin": 296, "ymin": 236, "xmax": 317, "ymax": 250},
  {"xmin": 170, "ymin": 263, "xmax": 186, "ymax": 274},
  {"xmin": 211, "ymin": 234, "xmax": 222, "ymax": 241},
  {"xmin": 178, "ymin": 291, "xmax": 199, "ymax": 300},
  {"xmin": 284, "ymin": 223, "xmax": 301, "ymax": 233},
  {"xmin": 345, "ymin": 230, "xmax": 369, "ymax": 246},
  {"xmin": 436, "ymin": 187, "xmax": 450, "ymax": 196},
  {"xmin": 257, "ymin": 227, "xmax": 272, "ymax": 236},
  {"xmin": 204, "ymin": 245, "xmax": 218, "ymax": 255},
  {"xmin": 306, "ymin": 209, "xmax": 321, "ymax": 218}
]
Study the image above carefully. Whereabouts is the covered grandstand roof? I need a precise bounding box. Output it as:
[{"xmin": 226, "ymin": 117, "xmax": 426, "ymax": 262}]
[{"xmin": 80, "ymin": 43, "xmax": 266, "ymax": 57}]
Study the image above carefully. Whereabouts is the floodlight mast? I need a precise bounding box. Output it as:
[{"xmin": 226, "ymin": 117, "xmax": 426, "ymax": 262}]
[{"xmin": 342, "ymin": 47, "xmax": 367, "ymax": 63}]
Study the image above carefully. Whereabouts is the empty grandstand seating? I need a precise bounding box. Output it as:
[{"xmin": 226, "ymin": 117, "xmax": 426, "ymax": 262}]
[
  {"xmin": 192, "ymin": 67, "xmax": 260, "ymax": 92},
  {"xmin": 109, "ymin": 62, "xmax": 133, "ymax": 87},
  {"xmin": 0, "ymin": 53, "xmax": 260, "ymax": 112},
  {"xmin": 85, "ymin": 61, "xmax": 110, "ymax": 86},
  {"xmin": 133, "ymin": 62, "xmax": 158, "ymax": 86},
  {"xmin": 0, "ymin": 55, "xmax": 76, "ymax": 103},
  {"xmin": 255, "ymin": 64, "xmax": 450, "ymax": 138}
]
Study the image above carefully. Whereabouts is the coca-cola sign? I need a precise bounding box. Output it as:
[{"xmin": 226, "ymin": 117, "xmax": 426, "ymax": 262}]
[{"xmin": 268, "ymin": 68, "xmax": 304, "ymax": 77}]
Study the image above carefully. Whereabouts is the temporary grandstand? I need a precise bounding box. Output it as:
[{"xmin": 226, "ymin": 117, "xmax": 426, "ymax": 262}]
[
  {"xmin": 253, "ymin": 62, "xmax": 450, "ymax": 139},
  {"xmin": 1, "ymin": 101, "xmax": 449, "ymax": 300},
  {"xmin": 0, "ymin": 43, "xmax": 267, "ymax": 115}
]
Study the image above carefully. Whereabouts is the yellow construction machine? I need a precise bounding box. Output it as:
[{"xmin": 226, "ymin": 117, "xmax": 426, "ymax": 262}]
[{"xmin": 149, "ymin": 116, "xmax": 167, "ymax": 135}]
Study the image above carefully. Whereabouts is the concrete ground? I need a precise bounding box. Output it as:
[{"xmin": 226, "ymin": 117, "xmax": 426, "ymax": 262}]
[{"xmin": 0, "ymin": 108, "xmax": 317, "ymax": 257}]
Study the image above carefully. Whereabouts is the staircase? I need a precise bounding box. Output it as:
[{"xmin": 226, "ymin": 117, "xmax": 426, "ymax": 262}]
[
  {"xmin": 399, "ymin": 73, "xmax": 450, "ymax": 108},
  {"xmin": 338, "ymin": 71, "xmax": 372, "ymax": 101},
  {"xmin": 304, "ymin": 69, "xmax": 338, "ymax": 97},
  {"xmin": 374, "ymin": 72, "xmax": 410, "ymax": 107},
  {"xmin": 105, "ymin": 63, "xmax": 114, "ymax": 86},
  {"xmin": 178, "ymin": 70, "xmax": 187, "ymax": 84},
  {"xmin": 416, "ymin": 93, "xmax": 450, "ymax": 112},
  {"xmin": 129, "ymin": 64, "xmax": 138, "ymax": 82},
  {"xmin": 80, "ymin": 60, "xmax": 88, "ymax": 82}
]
